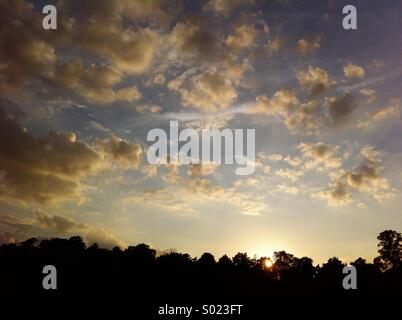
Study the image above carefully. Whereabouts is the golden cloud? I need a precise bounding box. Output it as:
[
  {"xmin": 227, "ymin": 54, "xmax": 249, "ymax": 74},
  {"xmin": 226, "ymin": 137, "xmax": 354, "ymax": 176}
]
[
  {"xmin": 297, "ymin": 66, "xmax": 335, "ymax": 96},
  {"xmin": 325, "ymin": 93, "xmax": 359, "ymax": 126},
  {"xmin": 170, "ymin": 22, "xmax": 220, "ymax": 63},
  {"xmin": 96, "ymin": 137, "xmax": 142, "ymax": 169},
  {"xmin": 204, "ymin": 0, "xmax": 255, "ymax": 15},
  {"xmin": 226, "ymin": 24, "xmax": 258, "ymax": 49},
  {"xmin": 0, "ymin": 106, "xmax": 104, "ymax": 206},
  {"xmin": 53, "ymin": 59, "xmax": 142, "ymax": 104},
  {"xmin": 298, "ymin": 142, "xmax": 342, "ymax": 170},
  {"xmin": 266, "ymin": 36, "xmax": 286, "ymax": 54},
  {"xmin": 317, "ymin": 146, "xmax": 394, "ymax": 206},
  {"xmin": 357, "ymin": 100, "xmax": 400, "ymax": 129},
  {"xmin": 168, "ymin": 69, "xmax": 238, "ymax": 112},
  {"xmin": 34, "ymin": 209, "xmax": 126, "ymax": 248},
  {"xmin": 0, "ymin": 0, "xmax": 160, "ymax": 102},
  {"xmin": 343, "ymin": 63, "xmax": 365, "ymax": 79},
  {"xmin": 296, "ymin": 36, "xmax": 320, "ymax": 55},
  {"xmin": 252, "ymin": 90, "xmax": 299, "ymax": 116}
]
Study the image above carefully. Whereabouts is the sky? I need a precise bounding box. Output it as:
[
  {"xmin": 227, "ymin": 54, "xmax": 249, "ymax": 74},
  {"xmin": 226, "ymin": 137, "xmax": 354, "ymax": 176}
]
[{"xmin": 0, "ymin": 0, "xmax": 402, "ymax": 264}]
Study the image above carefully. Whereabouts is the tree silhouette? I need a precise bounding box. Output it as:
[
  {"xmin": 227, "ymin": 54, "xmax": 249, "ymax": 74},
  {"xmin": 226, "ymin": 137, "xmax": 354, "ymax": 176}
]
[
  {"xmin": 375, "ymin": 230, "xmax": 401, "ymax": 271},
  {"xmin": 0, "ymin": 231, "xmax": 401, "ymax": 301}
]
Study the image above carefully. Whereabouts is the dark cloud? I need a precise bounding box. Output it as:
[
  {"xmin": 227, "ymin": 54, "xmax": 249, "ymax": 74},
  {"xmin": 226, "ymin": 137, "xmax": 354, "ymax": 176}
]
[
  {"xmin": 326, "ymin": 93, "xmax": 359, "ymax": 126},
  {"xmin": 0, "ymin": 104, "xmax": 104, "ymax": 205}
]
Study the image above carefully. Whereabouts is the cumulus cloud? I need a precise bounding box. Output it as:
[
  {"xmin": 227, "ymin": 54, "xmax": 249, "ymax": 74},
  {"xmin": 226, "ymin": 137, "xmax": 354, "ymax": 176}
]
[
  {"xmin": 35, "ymin": 209, "xmax": 80, "ymax": 233},
  {"xmin": 226, "ymin": 24, "xmax": 258, "ymax": 49},
  {"xmin": 34, "ymin": 209, "xmax": 125, "ymax": 248},
  {"xmin": 343, "ymin": 63, "xmax": 365, "ymax": 79},
  {"xmin": 168, "ymin": 69, "xmax": 238, "ymax": 112},
  {"xmin": 326, "ymin": 93, "xmax": 359, "ymax": 126},
  {"xmin": 249, "ymin": 91, "xmax": 327, "ymax": 134},
  {"xmin": 277, "ymin": 184, "xmax": 300, "ymax": 195},
  {"xmin": 76, "ymin": 26, "xmax": 160, "ymax": 74},
  {"xmin": 317, "ymin": 180, "xmax": 353, "ymax": 207},
  {"xmin": 187, "ymin": 164, "xmax": 217, "ymax": 177},
  {"xmin": 96, "ymin": 137, "xmax": 142, "ymax": 169},
  {"xmin": 297, "ymin": 66, "xmax": 335, "ymax": 96},
  {"xmin": 125, "ymin": 165, "xmax": 267, "ymax": 216},
  {"xmin": 296, "ymin": 36, "xmax": 320, "ymax": 55},
  {"xmin": 0, "ymin": 213, "xmax": 33, "ymax": 243},
  {"xmin": 276, "ymin": 168, "xmax": 304, "ymax": 182},
  {"xmin": 170, "ymin": 22, "xmax": 220, "ymax": 63},
  {"xmin": 148, "ymin": 74, "xmax": 166, "ymax": 86},
  {"xmin": 266, "ymin": 36, "xmax": 286, "ymax": 54},
  {"xmin": 317, "ymin": 146, "xmax": 394, "ymax": 206},
  {"xmin": 53, "ymin": 59, "xmax": 142, "ymax": 104},
  {"xmin": 298, "ymin": 142, "xmax": 342, "ymax": 170},
  {"xmin": 0, "ymin": 106, "xmax": 104, "ymax": 206},
  {"xmin": 60, "ymin": 0, "xmax": 167, "ymax": 74},
  {"xmin": 0, "ymin": 0, "xmax": 160, "ymax": 102},
  {"xmin": 251, "ymin": 90, "xmax": 299, "ymax": 116}
]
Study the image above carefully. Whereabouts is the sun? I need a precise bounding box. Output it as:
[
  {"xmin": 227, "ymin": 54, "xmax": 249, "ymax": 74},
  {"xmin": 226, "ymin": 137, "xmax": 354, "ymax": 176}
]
[{"xmin": 264, "ymin": 258, "xmax": 273, "ymax": 269}]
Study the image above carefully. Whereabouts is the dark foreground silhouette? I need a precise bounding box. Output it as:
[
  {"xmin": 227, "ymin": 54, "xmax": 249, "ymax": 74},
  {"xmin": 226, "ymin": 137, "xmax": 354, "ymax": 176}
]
[{"xmin": 0, "ymin": 230, "xmax": 400, "ymax": 303}]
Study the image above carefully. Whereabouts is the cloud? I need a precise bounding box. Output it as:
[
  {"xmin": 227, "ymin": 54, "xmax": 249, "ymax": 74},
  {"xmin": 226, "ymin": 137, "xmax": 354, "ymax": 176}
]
[
  {"xmin": 0, "ymin": 232, "xmax": 16, "ymax": 244},
  {"xmin": 204, "ymin": 0, "xmax": 255, "ymax": 15},
  {"xmin": 276, "ymin": 168, "xmax": 304, "ymax": 182},
  {"xmin": 182, "ymin": 114, "xmax": 234, "ymax": 130},
  {"xmin": 317, "ymin": 146, "xmax": 394, "ymax": 206},
  {"xmin": 96, "ymin": 137, "xmax": 142, "ymax": 169},
  {"xmin": 283, "ymin": 156, "xmax": 302, "ymax": 167},
  {"xmin": 87, "ymin": 120, "xmax": 112, "ymax": 134},
  {"xmin": 266, "ymin": 36, "xmax": 286, "ymax": 54},
  {"xmin": 34, "ymin": 209, "xmax": 126, "ymax": 248},
  {"xmin": 149, "ymin": 74, "xmax": 166, "ymax": 86},
  {"xmin": 187, "ymin": 164, "xmax": 217, "ymax": 177},
  {"xmin": 35, "ymin": 209, "xmax": 80, "ymax": 233},
  {"xmin": 53, "ymin": 59, "xmax": 142, "ymax": 104},
  {"xmin": 277, "ymin": 184, "xmax": 300, "ymax": 195},
  {"xmin": 77, "ymin": 27, "xmax": 160, "ymax": 74},
  {"xmin": 125, "ymin": 165, "xmax": 268, "ymax": 216},
  {"xmin": 170, "ymin": 22, "xmax": 220, "ymax": 63},
  {"xmin": 0, "ymin": 0, "xmax": 56, "ymax": 88},
  {"xmin": 260, "ymin": 153, "xmax": 283, "ymax": 162},
  {"xmin": 297, "ymin": 66, "xmax": 334, "ymax": 96},
  {"xmin": 61, "ymin": 0, "xmax": 164, "ymax": 74},
  {"xmin": 317, "ymin": 180, "xmax": 353, "ymax": 207},
  {"xmin": 136, "ymin": 104, "xmax": 162, "ymax": 114},
  {"xmin": 0, "ymin": 0, "xmax": 159, "ymax": 102},
  {"xmin": 343, "ymin": 64, "xmax": 365, "ymax": 79},
  {"xmin": 168, "ymin": 69, "xmax": 238, "ymax": 112},
  {"xmin": 0, "ymin": 106, "xmax": 104, "ymax": 206},
  {"xmin": 326, "ymin": 93, "xmax": 359, "ymax": 126},
  {"xmin": 357, "ymin": 100, "xmax": 400, "ymax": 129},
  {"xmin": 123, "ymin": 188, "xmax": 194, "ymax": 212},
  {"xmin": 296, "ymin": 36, "xmax": 320, "ymax": 55},
  {"xmin": 0, "ymin": 213, "xmax": 33, "ymax": 242},
  {"xmin": 298, "ymin": 142, "xmax": 342, "ymax": 170},
  {"xmin": 248, "ymin": 91, "xmax": 326, "ymax": 134},
  {"xmin": 251, "ymin": 89, "xmax": 299, "ymax": 116},
  {"xmin": 359, "ymin": 89, "xmax": 376, "ymax": 104},
  {"xmin": 226, "ymin": 24, "xmax": 258, "ymax": 49}
]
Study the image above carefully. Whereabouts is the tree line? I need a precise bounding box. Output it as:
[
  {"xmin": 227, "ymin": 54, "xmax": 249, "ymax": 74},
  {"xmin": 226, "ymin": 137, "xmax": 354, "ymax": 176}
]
[{"xmin": 0, "ymin": 230, "xmax": 400, "ymax": 301}]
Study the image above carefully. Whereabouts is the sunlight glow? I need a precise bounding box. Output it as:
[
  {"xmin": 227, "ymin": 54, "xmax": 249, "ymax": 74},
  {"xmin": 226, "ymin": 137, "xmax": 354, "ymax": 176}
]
[{"xmin": 264, "ymin": 258, "xmax": 273, "ymax": 269}]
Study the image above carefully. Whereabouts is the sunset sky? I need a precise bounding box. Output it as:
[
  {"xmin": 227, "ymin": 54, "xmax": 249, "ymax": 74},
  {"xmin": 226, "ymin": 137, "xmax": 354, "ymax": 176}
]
[{"xmin": 1, "ymin": 0, "xmax": 402, "ymax": 264}]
